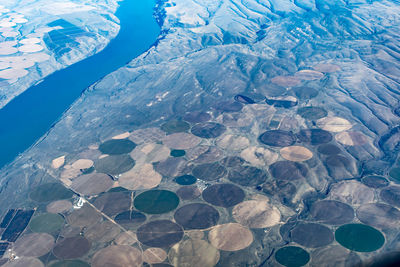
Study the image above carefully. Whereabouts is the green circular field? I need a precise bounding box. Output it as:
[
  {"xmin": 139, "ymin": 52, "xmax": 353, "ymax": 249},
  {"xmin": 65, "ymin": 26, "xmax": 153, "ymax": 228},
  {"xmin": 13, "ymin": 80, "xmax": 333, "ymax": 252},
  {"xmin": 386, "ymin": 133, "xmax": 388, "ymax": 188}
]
[
  {"xmin": 335, "ymin": 224, "xmax": 385, "ymax": 252},
  {"xmin": 275, "ymin": 246, "xmax": 310, "ymax": 267},
  {"xmin": 134, "ymin": 190, "xmax": 179, "ymax": 214}
]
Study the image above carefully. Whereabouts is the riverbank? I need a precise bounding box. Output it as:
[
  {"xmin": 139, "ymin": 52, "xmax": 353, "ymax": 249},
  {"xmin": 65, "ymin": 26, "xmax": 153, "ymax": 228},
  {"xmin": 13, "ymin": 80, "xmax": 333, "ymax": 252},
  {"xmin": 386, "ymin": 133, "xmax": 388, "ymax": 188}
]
[
  {"xmin": 0, "ymin": 0, "xmax": 121, "ymax": 108},
  {"xmin": 0, "ymin": 0, "xmax": 160, "ymax": 168}
]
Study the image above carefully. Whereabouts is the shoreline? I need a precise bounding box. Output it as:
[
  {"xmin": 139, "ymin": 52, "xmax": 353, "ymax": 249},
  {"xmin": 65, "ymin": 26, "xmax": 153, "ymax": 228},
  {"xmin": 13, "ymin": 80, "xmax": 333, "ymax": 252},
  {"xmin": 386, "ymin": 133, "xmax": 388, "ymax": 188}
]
[
  {"xmin": 0, "ymin": 0, "xmax": 161, "ymax": 169},
  {"xmin": 0, "ymin": 0, "xmax": 121, "ymax": 109}
]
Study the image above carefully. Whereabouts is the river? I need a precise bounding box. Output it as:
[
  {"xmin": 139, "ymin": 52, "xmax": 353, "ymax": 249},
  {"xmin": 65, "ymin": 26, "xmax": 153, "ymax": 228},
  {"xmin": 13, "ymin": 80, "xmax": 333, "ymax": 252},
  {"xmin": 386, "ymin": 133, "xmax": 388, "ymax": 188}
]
[{"xmin": 0, "ymin": 0, "xmax": 160, "ymax": 168}]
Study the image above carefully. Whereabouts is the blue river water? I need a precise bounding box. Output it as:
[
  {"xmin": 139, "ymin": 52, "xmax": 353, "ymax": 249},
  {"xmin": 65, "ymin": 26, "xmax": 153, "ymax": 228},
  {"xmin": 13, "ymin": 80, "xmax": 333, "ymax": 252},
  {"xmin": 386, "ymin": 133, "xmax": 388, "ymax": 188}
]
[{"xmin": 0, "ymin": 0, "xmax": 160, "ymax": 168}]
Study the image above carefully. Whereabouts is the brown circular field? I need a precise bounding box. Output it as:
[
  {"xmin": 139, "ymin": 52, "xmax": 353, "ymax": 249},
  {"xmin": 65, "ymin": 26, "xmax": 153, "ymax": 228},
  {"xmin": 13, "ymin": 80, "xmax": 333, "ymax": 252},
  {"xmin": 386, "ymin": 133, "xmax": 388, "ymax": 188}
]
[
  {"xmin": 310, "ymin": 200, "xmax": 354, "ymax": 225},
  {"xmin": 232, "ymin": 200, "xmax": 281, "ymax": 228},
  {"xmin": 71, "ymin": 159, "xmax": 93, "ymax": 170},
  {"xmin": 114, "ymin": 210, "xmax": 147, "ymax": 229},
  {"xmin": 53, "ymin": 236, "xmax": 91, "ymax": 259},
  {"xmin": 93, "ymin": 191, "xmax": 131, "ymax": 216},
  {"xmin": 84, "ymin": 221, "xmax": 120, "ymax": 243},
  {"xmin": 290, "ymin": 223, "xmax": 334, "ymax": 248},
  {"xmin": 162, "ymin": 132, "xmax": 201, "ymax": 150},
  {"xmin": 70, "ymin": 172, "xmax": 114, "ymax": 196},
  {"xmin": 208, "ymin": 223, "xmax": 253, "ymax": 251},
  {"xmin": 118, "ymin": 163, "xmax": 162, "ymax": 190},
  {"xmin": 169, "ymin": 239, "xmax": 220, "ymax": 267},
  {"xmin": 14, "ymin": 233, "xmax": 54, "ymax": 257},
  {"xmin": 91, "ymin": 245, "xmax": 142, "ymax": 267},
  {"xmin": 269, "ymin": 161, "xmax": 308, "ymax": 180},
  {"xmin": 176, "ymin": 186, "xmax": 201, "ymax": 200},
  {"xmin": 66, "ymin": 204, "xmax": 102, "ymax": 228},
  {"xmin": 143, "ymin": 248, "xmax": 167, "ymax": 264},
  {"xmin": 137, "ymin": 220, "xmax": 184, "ymax": 247},
  {"xmin": 192, "ymin": 162, "xmax": 227, "ymax": 181},
  {"xmin": 227, "ymin": 165, "xmax": 268, "ymax": 186},
  {"xmin": 174, "ymin": 203, "xmax": 219, "ymax": 230},
  {"xmin": 280, "ymin": 146, "xmax": 313, "ymax": 162},
  {"xmin": 202, "ymin": 183, "xmax": 245, "ymax": 208},
  {"xmin": 46, "ymin": 200, "xmax": 72, "ymax": 214}
]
